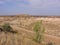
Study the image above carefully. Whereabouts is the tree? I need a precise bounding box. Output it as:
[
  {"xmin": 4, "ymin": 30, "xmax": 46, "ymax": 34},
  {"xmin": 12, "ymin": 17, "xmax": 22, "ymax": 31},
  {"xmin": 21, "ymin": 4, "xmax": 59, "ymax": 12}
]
[{"xmin": 33, "ymin": 20, "xmax": 45, "ymax": 43}]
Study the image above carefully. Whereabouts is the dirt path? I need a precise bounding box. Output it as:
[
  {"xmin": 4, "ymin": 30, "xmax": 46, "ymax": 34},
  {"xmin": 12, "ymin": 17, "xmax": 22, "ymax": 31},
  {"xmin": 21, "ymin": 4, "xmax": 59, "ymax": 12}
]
[
  {"xmin": 11, "ymin": 25, "xmax": 60, "ymax": 45},
  {"xmin": 11, "ymin": 25, "xmax": 60, "ymax": 39}
]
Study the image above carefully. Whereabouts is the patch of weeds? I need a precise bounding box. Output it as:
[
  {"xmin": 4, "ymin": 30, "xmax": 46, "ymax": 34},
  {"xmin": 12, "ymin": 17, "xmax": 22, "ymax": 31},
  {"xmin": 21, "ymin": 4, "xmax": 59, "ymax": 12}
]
[
  {"xmin": 33, "ymin": 20, "xmax": 45, "ymax": 43},
  {"xmin": 2, "ymin": 23, "xmax": 17, "ymax": 34}
]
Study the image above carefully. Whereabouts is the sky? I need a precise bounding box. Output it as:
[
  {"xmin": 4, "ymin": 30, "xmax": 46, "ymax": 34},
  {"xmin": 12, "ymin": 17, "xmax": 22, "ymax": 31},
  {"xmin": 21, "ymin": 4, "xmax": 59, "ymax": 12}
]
[{"xmin": 0, "ymin": 0, "xmax": 60, "ymax": 16}]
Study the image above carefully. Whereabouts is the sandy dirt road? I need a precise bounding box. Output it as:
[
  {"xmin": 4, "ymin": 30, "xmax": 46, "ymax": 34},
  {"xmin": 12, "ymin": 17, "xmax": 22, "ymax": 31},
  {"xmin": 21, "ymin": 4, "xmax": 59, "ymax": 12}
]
[{"xmin": 11, "ymin": 25, "xmax": 60, "ymax": 45}]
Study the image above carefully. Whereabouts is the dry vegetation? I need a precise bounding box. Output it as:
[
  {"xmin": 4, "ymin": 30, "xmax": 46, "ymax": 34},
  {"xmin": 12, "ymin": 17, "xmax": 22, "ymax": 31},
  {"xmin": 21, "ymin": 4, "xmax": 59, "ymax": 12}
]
[{"xmin": 0, "ymin": 15, "xmax": 60, "ymax": 45}]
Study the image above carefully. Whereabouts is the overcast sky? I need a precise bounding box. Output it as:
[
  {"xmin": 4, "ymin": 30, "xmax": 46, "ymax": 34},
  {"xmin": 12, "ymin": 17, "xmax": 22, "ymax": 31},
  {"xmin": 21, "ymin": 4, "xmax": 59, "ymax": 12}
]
[{"xmin": 0, "ymin": 0, "xmax": 60, "ymax": 16}]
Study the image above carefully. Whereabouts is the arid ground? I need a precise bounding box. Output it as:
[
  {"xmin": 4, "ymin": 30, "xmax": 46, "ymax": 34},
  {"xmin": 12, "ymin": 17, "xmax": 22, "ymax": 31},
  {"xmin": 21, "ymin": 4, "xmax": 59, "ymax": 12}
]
[{"xmin": 0, "ymin": 15, "xmax": 60, "ymax": 45}]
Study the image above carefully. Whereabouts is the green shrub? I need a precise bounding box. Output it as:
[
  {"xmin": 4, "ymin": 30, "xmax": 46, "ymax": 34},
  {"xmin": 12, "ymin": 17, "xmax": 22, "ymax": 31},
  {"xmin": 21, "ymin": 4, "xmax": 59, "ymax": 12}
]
[
  {"xmin": 2, "ymin": 23, "xmax": 17, "ymax": 33},
  {"xmin": 33, "ymin": 20, "xmax": 45, "ymax": 43},
  {"xmin": 2, "ymin": 23, "xmax": 12, "ymax": 32}
]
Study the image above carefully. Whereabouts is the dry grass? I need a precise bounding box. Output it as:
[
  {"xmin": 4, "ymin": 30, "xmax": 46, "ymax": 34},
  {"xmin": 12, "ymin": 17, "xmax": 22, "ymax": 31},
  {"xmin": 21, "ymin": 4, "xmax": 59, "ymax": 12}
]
[{"xmin": 0, "ymin": 16, "xmax": 60, "ymax": 45}]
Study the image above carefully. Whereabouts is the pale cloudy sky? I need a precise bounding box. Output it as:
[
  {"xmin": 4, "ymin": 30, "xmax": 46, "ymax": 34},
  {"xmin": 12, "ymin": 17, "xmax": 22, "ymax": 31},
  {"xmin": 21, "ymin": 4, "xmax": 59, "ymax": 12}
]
[{"xmin": 0, "ymin": 0, "xmax": 60, "ymax": 16}]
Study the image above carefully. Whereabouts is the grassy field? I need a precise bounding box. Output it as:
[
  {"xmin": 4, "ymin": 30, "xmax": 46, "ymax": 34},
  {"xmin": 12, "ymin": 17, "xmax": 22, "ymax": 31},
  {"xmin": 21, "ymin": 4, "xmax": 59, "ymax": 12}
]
[{"xmin": 0, "ymin": 15, "xmax": 60, "ymax": 45}]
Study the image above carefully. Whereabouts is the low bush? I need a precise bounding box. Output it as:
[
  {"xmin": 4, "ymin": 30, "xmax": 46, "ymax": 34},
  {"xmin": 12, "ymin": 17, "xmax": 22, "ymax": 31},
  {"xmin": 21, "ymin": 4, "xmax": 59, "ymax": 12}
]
[
  {"xmin": 33, "ymin": 20, "xmax": 45, "ymax": 43},
  {"xmin": 2, "ymin": 23, "xmax": 17, "ymax": 33}
]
